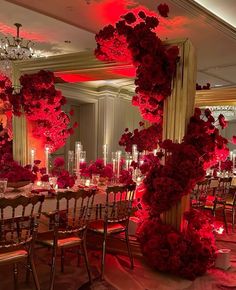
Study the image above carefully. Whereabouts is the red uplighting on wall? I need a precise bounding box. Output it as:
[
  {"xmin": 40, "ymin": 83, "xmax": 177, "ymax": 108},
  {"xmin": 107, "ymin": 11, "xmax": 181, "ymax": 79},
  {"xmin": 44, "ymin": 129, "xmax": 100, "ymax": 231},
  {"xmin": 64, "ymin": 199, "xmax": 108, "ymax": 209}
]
[
  {"xmin": 110, "ymin": 67, "xmax": 136, "ymax": 78},
  {"xmin": 55, "ymin": 72, "xmax": 95, "ymax": 83}
]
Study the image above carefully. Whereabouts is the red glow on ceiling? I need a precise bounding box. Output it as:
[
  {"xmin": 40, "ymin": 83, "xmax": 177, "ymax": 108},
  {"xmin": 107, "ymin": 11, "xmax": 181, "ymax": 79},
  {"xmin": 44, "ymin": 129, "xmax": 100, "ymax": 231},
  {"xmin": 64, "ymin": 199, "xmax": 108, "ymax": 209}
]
[
  {"xmin": 111, "ymin": 67, "xmax": 136, "ymax": 78},
  {"xmin": 0, "ymin": 23, "xmax": 47, "ymax": 42},
  {"xmin": 55, "ymin": 73, "xmax": 95, "ymax": 83},
  {"xmin": 101, "ymin": 0, "xmax": 129, "ymax": 24}
]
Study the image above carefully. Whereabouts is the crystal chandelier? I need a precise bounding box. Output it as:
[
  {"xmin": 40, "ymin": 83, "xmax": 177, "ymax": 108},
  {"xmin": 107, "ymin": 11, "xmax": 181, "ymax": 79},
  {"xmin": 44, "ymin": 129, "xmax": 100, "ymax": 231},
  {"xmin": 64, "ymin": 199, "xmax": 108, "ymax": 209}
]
[
  {"xmin": 208, "ymin": 106, "xmax": 236, "ymax": 119},
  {"xmin": 0, "ymin": 23, "xmax": 35, "ymax": 60}
]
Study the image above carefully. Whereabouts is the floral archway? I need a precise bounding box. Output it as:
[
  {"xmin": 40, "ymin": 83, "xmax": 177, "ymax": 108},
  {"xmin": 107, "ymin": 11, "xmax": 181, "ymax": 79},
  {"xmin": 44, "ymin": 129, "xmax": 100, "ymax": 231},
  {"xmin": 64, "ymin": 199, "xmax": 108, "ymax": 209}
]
[{"xmin": 95, "ymin": 3, "xmax": 229, "ymax": 279}]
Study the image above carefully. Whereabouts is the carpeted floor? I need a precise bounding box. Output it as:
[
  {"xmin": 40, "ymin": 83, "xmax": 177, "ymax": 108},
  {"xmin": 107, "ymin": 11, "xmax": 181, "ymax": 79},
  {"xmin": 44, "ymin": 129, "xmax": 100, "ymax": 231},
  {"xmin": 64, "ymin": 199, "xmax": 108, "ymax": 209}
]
[{"xmin": 1, "ymin": 233, "xmax": 236, "ymax": 290}]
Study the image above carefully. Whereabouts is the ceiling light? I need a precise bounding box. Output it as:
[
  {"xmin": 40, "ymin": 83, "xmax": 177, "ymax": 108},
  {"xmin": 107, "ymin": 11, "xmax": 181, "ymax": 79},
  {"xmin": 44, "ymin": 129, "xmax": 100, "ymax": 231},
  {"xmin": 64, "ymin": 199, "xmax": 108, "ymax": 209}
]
[{"xmin": 0, "ymin": 23, "xmax": 37, "ymax": 60}]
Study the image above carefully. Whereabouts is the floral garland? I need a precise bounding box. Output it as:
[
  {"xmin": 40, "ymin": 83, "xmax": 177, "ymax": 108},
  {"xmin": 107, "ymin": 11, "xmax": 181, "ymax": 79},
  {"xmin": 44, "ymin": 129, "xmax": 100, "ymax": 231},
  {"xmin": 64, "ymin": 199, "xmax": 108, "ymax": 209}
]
[
  {"xmin": 143, "ymin": 108, "xmax": 228, "ymax": 215},
  {"xmin": 10, "ymin": 70, "xmax": 76, "ymax": 152},
  {"xmin": 119, "ymin": 122, "xmax": 162, "ymax": 152},
  {"xmin": 138, "ymin": 108, "xmax": 228, "ymax": 278},
  {"xmin": 95, "ymin": 5, "xmax": 179, "ymax": 123}
]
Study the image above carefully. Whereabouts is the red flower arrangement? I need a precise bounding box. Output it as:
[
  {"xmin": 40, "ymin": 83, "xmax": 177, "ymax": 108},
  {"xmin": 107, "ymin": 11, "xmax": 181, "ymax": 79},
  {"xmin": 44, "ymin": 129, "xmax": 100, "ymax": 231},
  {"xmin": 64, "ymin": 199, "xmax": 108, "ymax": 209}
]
[
  {"xmin": 138, "ymin": 209, "xmax": 216, "ymax": 280},
  {"xmin": 51, "ymin": 157, "xmax": 76, "ymax": 189},
  {"xmin": 80, "ymin": 159, "xmax": 113, "ymax": 180},
  {"xmin": 95, "ymin": 6, "xmax": 179, "ymax": 123},
  {"xmin": 119, "ymin": 122, "xmax": 162, "ymax": 152},
  {"xmin": 0, "ymin": 158, "xmax": 36, "ymax": 183},
  {"xmin": 10, "ymin": 70, "xmax": 76, "ymax": 152}
]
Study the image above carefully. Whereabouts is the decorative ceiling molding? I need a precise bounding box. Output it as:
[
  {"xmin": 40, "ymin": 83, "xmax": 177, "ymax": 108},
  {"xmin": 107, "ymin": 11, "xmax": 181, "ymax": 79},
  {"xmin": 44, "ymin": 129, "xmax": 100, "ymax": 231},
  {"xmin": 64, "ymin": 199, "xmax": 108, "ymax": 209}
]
[
  {"xmin": 195, "ymin": 87, "xmax": 236, "ymax": 106},
  {"xmin": 170, "ymin": 0, "xmax": 236, "ymax": 40}
]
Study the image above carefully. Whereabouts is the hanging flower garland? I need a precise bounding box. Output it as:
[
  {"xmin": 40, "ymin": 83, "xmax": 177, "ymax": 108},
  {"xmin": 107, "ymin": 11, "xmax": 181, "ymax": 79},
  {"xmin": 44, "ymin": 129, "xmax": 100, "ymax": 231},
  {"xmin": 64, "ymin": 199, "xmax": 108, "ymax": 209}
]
[
  {"xmin": 11, "ymin": 70, "xmax": 76, "ymax": 152},
  {"xmin": 95, "ymin": 6, "xmax": 179, "ymax": 123},
  {"xmin": 119, "ymin": 122, "xmax": 162, "ymax": 152},
  {"xmin": 0, "ymin": 73, "xmax": 13, "ymax": 160}
]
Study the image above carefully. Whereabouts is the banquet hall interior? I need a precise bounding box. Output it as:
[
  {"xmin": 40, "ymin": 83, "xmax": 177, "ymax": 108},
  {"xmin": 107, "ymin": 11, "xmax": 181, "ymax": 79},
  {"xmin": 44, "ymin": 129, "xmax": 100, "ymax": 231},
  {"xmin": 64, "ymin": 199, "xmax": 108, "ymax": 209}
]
[{"xmin": 0, "ymin": 0, "xmax": 236, "ymax": 289}]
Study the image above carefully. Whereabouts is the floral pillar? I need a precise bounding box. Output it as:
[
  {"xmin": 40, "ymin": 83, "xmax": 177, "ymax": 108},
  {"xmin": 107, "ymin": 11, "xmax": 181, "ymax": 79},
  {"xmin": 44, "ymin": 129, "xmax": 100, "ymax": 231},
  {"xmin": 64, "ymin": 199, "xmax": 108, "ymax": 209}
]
[{"xmin": 162, "ymin": 39, "xmax": 197, "ymax": 231}]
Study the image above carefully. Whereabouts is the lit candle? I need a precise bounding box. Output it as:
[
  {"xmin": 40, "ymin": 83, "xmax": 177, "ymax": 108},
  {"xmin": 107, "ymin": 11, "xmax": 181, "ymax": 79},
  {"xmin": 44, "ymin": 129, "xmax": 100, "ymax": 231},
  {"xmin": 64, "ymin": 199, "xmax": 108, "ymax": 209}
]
[
  {"xmin": 75, "ymin": 141, "xmax": 82, "ymax": 175},
  {"xmin": 80, "ymin": 151, "xmax": 86, "ymax": 164},
  {"xmin": 116, "ymin": 151, "xmax": 122, "ymax": 179},
  {"xmin": 85, "ymin": 179, "xmax": 90, "ymax": 187},
  {"xmin": 103, "ymin": 144, "xmax": 108, "ymax": 166},
  {"xmin": 153, "ymin": 149, "xmax": 158, "ymax": 156},
  {"xmin": 30, "ymin": 148, "xmax": 36, "ymax": 167},
  {"xmin": 45, "ymin": 145, "xmax": 50, "ymax": 175},
  {"xmin": 112, "ymin": 152, "xmax": 116, "ymax": 174},
  {"xmin": 230, "ymin": 151, "xmax": 233, "ymax": 161},
  {"xmin": 132, "ymin": 144, "xmax": 138, "ymax": 162},
  {"xmin": 67, "ymin": 150, "xmax": 74, "ymax": 174},
  {"xmin": 36, "ymin": 181, "xmax": 42, "ymax": 187}
]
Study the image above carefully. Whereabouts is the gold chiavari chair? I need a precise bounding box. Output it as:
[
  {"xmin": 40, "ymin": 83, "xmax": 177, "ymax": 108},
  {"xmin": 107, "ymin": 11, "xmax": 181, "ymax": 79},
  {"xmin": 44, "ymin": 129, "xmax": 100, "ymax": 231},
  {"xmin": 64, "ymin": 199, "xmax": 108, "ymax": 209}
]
[
  {"xmin": 223, "ymin": 187, "xmax": 236, "ymax": 231},
  {"xmin": 0, "ymin": 194, "xmax": 45, "ymax": 290},
  {"xmin": 203, "ymin": 178, "xmax": 232, "ymax": 233},
  {"xmin": 191, "ymin": 179, "xmax": 211, "ymax": 208},
  {"xmin": 37, "ymin": 188, "xmax": 96, "ymax": 290},
  {"xmin": 89, "ymin": 184, "xmax": 136, "ymax": 279}
]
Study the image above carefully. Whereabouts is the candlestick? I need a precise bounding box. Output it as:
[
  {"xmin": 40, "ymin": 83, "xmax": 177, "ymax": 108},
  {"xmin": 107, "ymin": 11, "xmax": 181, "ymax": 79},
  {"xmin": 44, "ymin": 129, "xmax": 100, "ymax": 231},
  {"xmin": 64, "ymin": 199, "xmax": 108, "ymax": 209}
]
[
  {"xmin": 103, "ymin": 144, "xmax": 108, "ymax": 166},
  {"xmin": 116, "ymin": 151, "xmax": 122, "ymax": 179},
  {"xmin": 132, "ymin": 144, "xmax": 138, "ymax": 162},
  {"xmin": 85, "ymin": 179, "xmax": 90, "ymax": 187},
  {"xmin": 112, "ymin": 152, "xmax": 116, "ymax": 174},
  {"xmin": 219, "ymin": 160, "xmax": 221, "ymax": 173},
  {"xmin": 45, "ymin": 145, "xmax": 50, "ymax": 175},
  {"xmin": 75, "ymin": 141, "xmax": 82, "ymax": 175},
  {"xmin": 230, "ymin": 151, "xmax": 233, "ymax": 161},
  {"xmin": 67, "ymin": 150, "xmax": 74, "ymax": 174},
  {"xmin": 30, "ymin": 148, "xmax": 36, "ymax": 167},
  {"xmin": 80, "ymin": 151, "xmax": 86, "ymax": 164},
  {"xmin": 125, "ymin": 152, "xmax": 131, "ymax": 170}
]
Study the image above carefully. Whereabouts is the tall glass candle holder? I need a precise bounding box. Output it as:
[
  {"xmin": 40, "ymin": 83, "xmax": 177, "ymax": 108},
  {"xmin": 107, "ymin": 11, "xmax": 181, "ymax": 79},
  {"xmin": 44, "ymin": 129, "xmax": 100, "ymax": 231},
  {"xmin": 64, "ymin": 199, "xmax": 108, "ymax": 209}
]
[
  {"xmin": 125, "ymin": 152, "xmax": 132, "ymax": 170},
  {"xmin": 132, "ymin": 144, "xmax": 138, "ymax": 162},
  {"xmin": 80, "ymin": 151, "xmax": 86, "ymax": 165},
  {"xmin": 45, "ymin": 145, "xmax": 50, "ymax": 175},
  {"xmin": 75, "ymin": 141, "xmax": 82, "ymax": 175},
  {"xmin": 112, "ymin": 152, "xmax": 116, "ymax": 175},
  {"xmin": 116, "ymin": 151, "xmax": 122, "ymax": 180},
  {"xmin": 68, "ymin": 150, "xmax": 74, "ymax": 174},
  {"xmin": 103, "ymin": 144, "xmax": 108, "ymax": 166},
  {"xmin": 30, "ymin": 148, "xmax": 36, "ymax": 167}
]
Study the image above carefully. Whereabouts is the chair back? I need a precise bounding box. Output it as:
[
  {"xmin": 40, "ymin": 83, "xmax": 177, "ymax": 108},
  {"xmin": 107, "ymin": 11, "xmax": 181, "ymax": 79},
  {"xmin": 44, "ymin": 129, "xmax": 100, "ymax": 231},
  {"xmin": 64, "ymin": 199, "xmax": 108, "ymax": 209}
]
[
  {"xmin": 0, "ymin": 195, "xmax": 45, "ymax": 251},
  {"xmin": 103, "ymin": 184, "xmax": 136, "ymax": 224},
  {"xmin": 216, "ymin": 177, "xmax": 232, "ymax": 198},
  {"xmin": 54, "ymin": 188, "xmax": 96, "ymax": 235}
]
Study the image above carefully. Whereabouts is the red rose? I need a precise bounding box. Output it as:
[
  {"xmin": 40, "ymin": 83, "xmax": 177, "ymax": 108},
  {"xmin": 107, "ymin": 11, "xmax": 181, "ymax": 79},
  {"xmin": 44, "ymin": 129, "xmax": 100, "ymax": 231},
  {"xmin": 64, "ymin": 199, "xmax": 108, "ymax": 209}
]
[{"xmin": 157, "ymin": 3, "xmax": 169, "ymax": 17}]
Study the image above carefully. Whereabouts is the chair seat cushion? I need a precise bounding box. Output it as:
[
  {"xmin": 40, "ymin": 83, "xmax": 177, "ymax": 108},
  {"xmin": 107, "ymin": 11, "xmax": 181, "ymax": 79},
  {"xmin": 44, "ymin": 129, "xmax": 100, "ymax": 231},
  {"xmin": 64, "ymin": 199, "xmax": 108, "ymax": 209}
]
[
  {"xmin": 0, "ymin": 249, "xmax": 27, "ymax": 264},
  {"xmin": 89, "ymin": 220, "xmax": 125, "ymax": 234},
  {"xmin": 37, "ymin": 234, "xmax": 81, "ymax": 248}
]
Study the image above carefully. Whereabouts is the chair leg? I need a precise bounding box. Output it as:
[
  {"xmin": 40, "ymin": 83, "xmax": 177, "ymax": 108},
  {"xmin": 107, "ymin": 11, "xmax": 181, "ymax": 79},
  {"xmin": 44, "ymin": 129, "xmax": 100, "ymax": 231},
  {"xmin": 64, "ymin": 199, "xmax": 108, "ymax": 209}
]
[
  {"xmin": 26, "ymin": 256, "xmax": 31, "ymax": 284},
  {"xmin": 77, "ymin": 248, "xmax": 81, "ymax": 267},
  {"xmin": 232, "ymin": 208, "xmax": 235, "ymax": 232},
  {"xmin": 223, "ymin": 208, "xmax": 228, "ymax": 234},
  {"xmin": 81, "ymin": 240, "xmax": 92, "ymax": 284},
  {"xmin": 30, "ymin": 256, "xmax": 41, "ymax": 290},
  {"xmin": 101, "ymin": 231, "xmax": 107, "ymax": 280},
  {"xmin": 61, "ymin": 248, "xmax": 64, "ymax": 273},
  {"xmin": 49, "ymin": 248, "xmax": 57, "ymax": 290},
  {"xmin": 125, "ymin": 229, "xmax": 134, "ymax": 269},
  {"xmin": 13, "ymin": 263, "xmax": 18, "ymax": 290}
]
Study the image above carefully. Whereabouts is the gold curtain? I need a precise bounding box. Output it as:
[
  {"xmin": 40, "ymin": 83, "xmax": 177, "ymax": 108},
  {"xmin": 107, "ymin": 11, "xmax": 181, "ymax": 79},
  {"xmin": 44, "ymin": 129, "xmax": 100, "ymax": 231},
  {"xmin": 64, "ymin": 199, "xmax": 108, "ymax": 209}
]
[{"xmin": 161, "ymin": 39, "xmax": 197, "ymax": 231}]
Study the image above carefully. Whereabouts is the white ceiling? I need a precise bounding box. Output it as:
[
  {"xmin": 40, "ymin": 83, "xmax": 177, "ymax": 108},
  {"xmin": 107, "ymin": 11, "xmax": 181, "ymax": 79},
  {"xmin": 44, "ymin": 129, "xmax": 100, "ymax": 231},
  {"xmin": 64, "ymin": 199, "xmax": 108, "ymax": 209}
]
[
  {"xmin": 1, "ymin": 0, "xmax": 236, "ymax": 88},
  {"xmin": 193, "ymin": 0, "xmax": 236, "ymax": 28}
]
